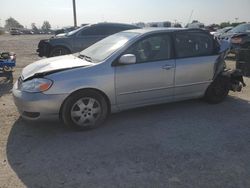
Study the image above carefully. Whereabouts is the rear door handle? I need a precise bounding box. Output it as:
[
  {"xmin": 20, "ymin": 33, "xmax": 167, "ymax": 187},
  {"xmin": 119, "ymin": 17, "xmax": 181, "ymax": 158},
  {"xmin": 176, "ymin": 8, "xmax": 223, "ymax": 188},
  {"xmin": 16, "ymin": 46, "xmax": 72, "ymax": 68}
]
[{"xmin": 162, "ymin": 64, "xmax": 174, "ymax": 70}]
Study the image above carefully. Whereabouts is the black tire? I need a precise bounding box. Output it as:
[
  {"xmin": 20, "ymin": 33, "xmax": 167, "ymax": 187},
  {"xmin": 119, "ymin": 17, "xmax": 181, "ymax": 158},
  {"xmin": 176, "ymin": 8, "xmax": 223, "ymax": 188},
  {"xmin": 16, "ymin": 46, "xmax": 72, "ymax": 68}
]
[
  {"xmin": 62, "ymin": 90, "xmax": 108, "ymax": 131},
  {"xmin": 204, "ymin": 76, "xmax": 229, "ymax": 104},
  {"xmin": 3, "ymin": 66, "xmax": 12, "ymax": 72},
  {"xmin": 49, "ymin": 46, "xmax": 70, "ymax": 57}
]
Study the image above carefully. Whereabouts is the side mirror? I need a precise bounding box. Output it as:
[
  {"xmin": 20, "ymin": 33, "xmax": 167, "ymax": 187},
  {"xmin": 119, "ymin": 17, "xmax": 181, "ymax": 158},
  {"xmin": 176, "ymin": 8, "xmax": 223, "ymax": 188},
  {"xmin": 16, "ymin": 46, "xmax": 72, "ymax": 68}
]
[{"xmin": 119, "ymin": 54, "xmax": 136, "ymax": 65}]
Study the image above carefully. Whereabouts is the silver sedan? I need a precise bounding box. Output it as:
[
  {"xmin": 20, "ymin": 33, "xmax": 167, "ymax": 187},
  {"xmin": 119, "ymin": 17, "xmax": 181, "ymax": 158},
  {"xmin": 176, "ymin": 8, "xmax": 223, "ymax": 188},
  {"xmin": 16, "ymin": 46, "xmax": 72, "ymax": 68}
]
[{"xmin": 13, "ymin": 28, "xmax": 245, "ymax": 130}]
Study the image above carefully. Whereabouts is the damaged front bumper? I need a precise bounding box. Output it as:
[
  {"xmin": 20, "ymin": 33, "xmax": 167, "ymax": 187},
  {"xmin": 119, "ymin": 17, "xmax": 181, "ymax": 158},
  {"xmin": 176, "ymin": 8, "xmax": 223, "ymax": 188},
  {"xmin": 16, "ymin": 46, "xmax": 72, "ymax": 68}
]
[
  {"xmin": 222, "ymin": 69, "xmax": 246, "ymax": 92},
  {"xmin": 12, "ymin": 80, "xmax": 67, "ymax": 120}
]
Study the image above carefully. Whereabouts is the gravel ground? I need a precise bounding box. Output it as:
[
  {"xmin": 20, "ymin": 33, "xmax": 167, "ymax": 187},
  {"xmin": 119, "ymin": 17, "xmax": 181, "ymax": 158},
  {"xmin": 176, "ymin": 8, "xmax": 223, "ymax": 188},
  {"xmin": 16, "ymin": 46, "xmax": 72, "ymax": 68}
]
[{"xmin": 0, "ymin": 34, "xmax": 250, "ymax": 188}]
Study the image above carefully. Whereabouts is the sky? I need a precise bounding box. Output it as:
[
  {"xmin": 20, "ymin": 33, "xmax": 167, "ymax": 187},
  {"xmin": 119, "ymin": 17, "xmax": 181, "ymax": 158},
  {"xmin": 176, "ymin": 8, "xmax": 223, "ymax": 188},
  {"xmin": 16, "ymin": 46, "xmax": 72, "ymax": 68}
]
[{"xmin": 1, "ymin": 0, "xmax": 250, "ymax": 29}]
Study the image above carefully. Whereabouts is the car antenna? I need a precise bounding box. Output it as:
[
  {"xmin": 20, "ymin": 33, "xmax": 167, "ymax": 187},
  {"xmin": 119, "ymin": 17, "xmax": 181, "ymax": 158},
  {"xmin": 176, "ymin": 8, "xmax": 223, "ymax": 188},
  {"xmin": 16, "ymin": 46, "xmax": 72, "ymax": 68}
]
[{"xmin": 186, "ymin": 10, "xmax": 194, "ymax": 27}]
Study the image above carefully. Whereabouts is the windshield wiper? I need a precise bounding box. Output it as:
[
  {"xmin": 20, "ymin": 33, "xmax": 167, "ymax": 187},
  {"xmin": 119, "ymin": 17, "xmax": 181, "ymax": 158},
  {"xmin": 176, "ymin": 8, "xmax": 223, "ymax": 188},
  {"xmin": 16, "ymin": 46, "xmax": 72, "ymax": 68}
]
[{"xmin": 78, "ymin": 54, "xmax": 92, "ymax": 62}]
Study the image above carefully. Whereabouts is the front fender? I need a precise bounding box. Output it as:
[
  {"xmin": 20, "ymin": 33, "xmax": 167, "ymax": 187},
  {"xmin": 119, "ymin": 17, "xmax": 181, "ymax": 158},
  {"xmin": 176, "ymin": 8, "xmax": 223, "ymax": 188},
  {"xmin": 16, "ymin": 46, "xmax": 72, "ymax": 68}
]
[{"xmin": 49, "ymin": 39, "xmax": 74, "ymax": 52}]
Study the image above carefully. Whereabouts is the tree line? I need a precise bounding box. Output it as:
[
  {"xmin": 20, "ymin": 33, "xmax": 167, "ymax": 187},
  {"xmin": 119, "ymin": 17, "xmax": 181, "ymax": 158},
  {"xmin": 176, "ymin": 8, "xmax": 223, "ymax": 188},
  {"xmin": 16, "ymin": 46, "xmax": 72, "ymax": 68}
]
[
  {"xmin": 2, "ymin": 17, "xmax": 247, "ymax": 31},
  {"xmin": 4, "ymin": 17, "xmax": 51, "ymax": 31}
]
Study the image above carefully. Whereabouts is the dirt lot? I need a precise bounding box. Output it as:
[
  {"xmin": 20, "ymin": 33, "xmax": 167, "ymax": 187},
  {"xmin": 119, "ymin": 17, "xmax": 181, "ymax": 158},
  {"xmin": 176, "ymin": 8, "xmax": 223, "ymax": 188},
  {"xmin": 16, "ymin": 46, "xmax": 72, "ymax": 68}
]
[{"xmin": 0, "ymin": 34, "xmax": 250, "ymax": 188}]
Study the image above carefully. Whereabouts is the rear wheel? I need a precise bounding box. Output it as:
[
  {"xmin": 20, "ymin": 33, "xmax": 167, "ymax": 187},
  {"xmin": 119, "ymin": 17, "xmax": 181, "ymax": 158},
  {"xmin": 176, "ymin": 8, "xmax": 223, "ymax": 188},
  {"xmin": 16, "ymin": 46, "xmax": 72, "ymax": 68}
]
[
  {"xmin": 49, "ymin": 46, "xmax": 70, "ymax": 57},
  {"xmin": 62, "ymin": 90, "xmax": 108, "ymax": 130},
  {"xmin": 204, "ymin": 76, "xmax": 229, "ymax": 104}
]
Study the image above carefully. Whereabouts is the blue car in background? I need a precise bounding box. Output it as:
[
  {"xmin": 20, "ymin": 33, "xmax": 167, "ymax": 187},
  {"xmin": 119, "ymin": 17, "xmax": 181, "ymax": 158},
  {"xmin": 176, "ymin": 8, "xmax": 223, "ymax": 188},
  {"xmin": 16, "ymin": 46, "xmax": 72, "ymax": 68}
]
[
  {"xmin": 0, "ymin": 52, "xmax": 16, "ymax": 72},
  {"xmin": 37, "ymin": 22, "xmax": 139, "ymax": 57},
  {"xmin": 218, "ymin": 23, "xmax": 250, "ymax": 76}
]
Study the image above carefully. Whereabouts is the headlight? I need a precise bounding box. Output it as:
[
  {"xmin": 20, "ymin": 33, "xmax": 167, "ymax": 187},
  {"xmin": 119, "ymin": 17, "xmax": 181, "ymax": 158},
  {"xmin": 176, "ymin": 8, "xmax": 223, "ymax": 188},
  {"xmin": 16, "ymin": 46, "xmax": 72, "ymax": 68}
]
[{"xmin": 21, "ymin": 78, "xmax": 53, "ymax": 93}]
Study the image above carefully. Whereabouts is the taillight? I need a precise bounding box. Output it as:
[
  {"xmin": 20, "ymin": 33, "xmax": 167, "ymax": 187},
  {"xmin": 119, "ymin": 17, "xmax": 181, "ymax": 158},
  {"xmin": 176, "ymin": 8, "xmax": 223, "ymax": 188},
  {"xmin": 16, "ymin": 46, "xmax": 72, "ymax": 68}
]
[{"xmin": 231, "ymin": 37, "xmax": 242, "ymax": 44}]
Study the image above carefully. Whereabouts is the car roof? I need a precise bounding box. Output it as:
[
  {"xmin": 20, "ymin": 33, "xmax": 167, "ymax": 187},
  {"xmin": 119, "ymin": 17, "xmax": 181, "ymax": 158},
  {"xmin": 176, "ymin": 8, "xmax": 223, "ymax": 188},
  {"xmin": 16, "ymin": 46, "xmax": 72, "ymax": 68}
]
[
  {"xmin": 123, "ymin": 27, "xmax": 206, "ymax": 35},
  {"xmin": 91, "ymin": 22, "xmax": 139, "ymax": 28}
]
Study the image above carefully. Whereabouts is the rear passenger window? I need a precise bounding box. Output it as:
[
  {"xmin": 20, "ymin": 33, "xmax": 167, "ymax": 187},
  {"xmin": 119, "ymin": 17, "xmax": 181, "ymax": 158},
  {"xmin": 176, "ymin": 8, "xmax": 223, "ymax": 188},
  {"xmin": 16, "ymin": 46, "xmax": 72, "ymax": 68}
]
[
  {"xmin": 106, "ymin": 26, "xmax": 124, "ymax": 35},
  {"xmin": 175, "ymin": 32, "xmax": 214, "ymax": 58}
]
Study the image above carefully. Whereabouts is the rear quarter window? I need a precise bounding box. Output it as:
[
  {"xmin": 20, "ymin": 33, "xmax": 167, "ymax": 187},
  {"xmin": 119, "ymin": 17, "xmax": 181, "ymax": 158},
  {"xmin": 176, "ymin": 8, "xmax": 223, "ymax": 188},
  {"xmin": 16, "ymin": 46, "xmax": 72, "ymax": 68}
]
[
  {"xmin": 175, "ymin": 32, "xmax": 214, "ymax": 58},
  {"xmin": 104, "ymin": 25, "xmax": 137, "ymax": 35}
]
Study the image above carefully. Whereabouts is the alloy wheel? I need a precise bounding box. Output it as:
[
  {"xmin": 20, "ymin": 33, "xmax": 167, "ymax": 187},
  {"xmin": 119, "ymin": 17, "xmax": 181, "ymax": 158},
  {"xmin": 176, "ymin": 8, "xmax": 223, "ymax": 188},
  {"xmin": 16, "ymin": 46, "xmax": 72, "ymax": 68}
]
[{"xmin": 70, "ymin": 97, "xmax": 101, "ymax": 127}]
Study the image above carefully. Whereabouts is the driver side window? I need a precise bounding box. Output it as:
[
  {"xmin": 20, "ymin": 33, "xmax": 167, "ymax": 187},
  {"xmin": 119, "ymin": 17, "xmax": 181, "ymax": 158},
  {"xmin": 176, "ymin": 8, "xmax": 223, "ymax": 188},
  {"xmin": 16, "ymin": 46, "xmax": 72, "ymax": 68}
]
[{"xmin": 125, "ymin": 34, "xmax": 172, "ymax": 63}]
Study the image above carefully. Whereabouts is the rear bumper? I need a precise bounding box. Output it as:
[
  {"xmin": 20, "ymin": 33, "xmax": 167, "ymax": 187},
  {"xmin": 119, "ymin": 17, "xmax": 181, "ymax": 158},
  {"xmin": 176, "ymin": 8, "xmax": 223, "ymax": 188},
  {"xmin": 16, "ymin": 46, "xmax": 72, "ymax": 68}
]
[{"xmin": 12, "ymin": 81, "xmax": 68, "ymax": 121}]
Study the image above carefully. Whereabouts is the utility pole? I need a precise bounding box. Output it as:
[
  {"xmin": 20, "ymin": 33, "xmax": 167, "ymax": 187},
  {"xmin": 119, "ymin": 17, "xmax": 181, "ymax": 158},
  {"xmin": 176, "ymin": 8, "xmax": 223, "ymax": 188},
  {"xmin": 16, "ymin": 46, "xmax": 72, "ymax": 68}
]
[{"xmin": 72, "ymin": 0, "xmax": 77, "ymax": 27}]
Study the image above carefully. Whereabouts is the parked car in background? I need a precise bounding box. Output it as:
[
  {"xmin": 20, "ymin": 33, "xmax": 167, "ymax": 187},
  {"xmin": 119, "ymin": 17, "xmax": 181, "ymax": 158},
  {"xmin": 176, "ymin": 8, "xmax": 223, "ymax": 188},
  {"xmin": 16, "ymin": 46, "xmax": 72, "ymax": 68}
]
[
  {"xmin": 14, "ymin": 28, "xmax": 245, "ymax": 130},
  {"xmin": 232, "ymin": 31, "xmax": 250, "ymax": 75},
  {"xmin": 186, "ymin": 21, "xmax": 205, "ymax": 29},
  {"xmin": 9, "ymin": 28, "xmax": 22, "ymax": 35},
  {"xmin": 218, "ymin": 23, "xmax": 250, "ymax": 40},
  {"xmin": 37, "ymin": 23, "xmax": 140, "ymax": 57},
  {"xmin": 219, "ymin": 23, "xmax": 250, "ymax": 76},
  {"xmin": 211, "ymin": 26, "xmax": 233, "ymax": 39},
  {"xmin": 54, "ymin": 26, "xmax": 79, "ymax": 36},
  {"xmin": 21, "ymin": 29, "xmax": 34, "ymax": 35},
  {"xmin": 0, "ymin": 52, "xmax": 16, "ymax": 72},
  {"xmin": 205, "ymin": 24, "xmax": 220, "ymax": 33}
]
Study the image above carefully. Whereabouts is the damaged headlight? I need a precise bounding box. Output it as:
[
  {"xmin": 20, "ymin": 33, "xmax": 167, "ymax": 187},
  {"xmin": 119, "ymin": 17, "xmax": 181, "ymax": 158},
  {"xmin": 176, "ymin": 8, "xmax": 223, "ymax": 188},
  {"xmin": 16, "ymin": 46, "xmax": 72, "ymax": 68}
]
[{"xmin": 21, "ymin": 78, "xmax": 53, "ymax": 93}]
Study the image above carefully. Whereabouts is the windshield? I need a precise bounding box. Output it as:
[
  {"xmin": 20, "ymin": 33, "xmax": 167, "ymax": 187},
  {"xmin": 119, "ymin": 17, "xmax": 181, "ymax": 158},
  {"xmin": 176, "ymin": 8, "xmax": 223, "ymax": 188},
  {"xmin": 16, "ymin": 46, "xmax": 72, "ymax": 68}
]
[
  {"xmin": 79, "ymin": 32, "xmax": 139, "ymax": 62},
  {"xmin": 228, "ymin": 24, "xmax": 250, "ymax": 33},
  {"xmin": 66, "ymin": 25, "xmax": 90, "ymax": 36}
]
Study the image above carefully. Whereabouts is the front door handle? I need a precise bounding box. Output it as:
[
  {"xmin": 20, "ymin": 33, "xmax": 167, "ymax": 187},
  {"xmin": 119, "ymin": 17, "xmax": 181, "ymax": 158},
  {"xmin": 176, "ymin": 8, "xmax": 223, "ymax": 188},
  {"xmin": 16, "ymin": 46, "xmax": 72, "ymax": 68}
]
[{"xmin": 162, "ymin": 64, "xmax": 174, "ymax": 70}]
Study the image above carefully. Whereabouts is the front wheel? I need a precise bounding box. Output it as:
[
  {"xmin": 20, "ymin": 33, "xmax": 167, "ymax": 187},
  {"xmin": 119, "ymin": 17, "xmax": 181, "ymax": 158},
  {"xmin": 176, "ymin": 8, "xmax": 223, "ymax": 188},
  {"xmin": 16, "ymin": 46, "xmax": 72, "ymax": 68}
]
[
  {"xmin": 62, "ymin": 90, "xmax": 108, "ymax": 130},
  {"xmin": 204, "ymin": 76, "xmax": 229, "ymax": 104}
]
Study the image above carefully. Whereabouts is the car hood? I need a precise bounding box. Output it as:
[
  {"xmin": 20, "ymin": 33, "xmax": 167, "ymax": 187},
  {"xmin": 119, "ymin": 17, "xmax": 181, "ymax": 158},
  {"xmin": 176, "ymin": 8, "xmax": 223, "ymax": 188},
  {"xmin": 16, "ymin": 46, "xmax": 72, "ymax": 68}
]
[
  {"xmin": 50, "ymin": 33, "xmax": 68, "ymax": 39},
  {"xmin": 22, "ymin": 54, "xmax": 93, "ymax": 80},
  {"xmin": 56, "ymin": 33, "xmax": 67, "ymax": 37},
  {"xmin": 54, "ymin": 33, "xmax": 68, "ymax": 38},
  {"xmin": 219, "ymin": 32, "xmax": 235, "ymax": 39}
]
